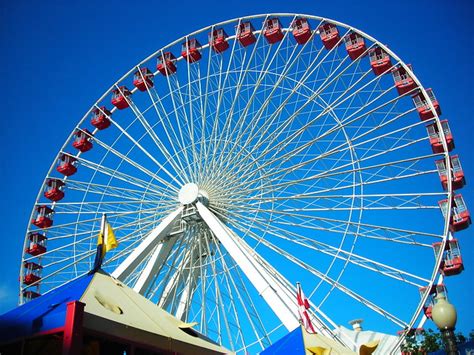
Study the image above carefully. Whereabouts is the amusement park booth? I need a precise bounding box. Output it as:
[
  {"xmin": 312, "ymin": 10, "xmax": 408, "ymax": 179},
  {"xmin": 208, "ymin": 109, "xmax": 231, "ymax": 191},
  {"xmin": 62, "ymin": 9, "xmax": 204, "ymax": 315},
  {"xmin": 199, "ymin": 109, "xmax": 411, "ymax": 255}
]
[{"xmin": 0, "ymin": 270, "xmax": 232, "ymax": 355}]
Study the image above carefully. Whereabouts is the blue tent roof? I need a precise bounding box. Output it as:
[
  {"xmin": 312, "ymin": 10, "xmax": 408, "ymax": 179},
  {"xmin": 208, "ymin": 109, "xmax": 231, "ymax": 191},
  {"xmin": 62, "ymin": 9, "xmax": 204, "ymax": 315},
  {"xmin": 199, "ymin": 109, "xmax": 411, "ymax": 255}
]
[
  {"xmin": 260, "ymin": 326, "xmax": 305, "ymax": 354},
  {"xmin": 0, "ymin": 272, "xmax": 94, "ymax": 343}
]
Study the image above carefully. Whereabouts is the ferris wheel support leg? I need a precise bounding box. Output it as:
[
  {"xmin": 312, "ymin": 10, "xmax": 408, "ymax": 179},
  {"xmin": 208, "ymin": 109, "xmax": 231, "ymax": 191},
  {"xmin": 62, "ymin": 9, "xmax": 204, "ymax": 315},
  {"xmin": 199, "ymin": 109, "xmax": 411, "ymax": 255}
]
[
  {"xmin": 111, "ymin": 207, "xmax": 183, "ymax": 281},
  {"xmin": 196, "ymin": 201, "xmax": 300, "ymax": 331},
  {"xmin": 133, "ymin": 237, "xmax": 178, "ymax": 295},
  {"xmin": 158, "ymin": 249, "xmax": 193, "ymax": 310},
  {"xmin": 175, "ymin": 257, "xmax": 201, "ymax": 321}
]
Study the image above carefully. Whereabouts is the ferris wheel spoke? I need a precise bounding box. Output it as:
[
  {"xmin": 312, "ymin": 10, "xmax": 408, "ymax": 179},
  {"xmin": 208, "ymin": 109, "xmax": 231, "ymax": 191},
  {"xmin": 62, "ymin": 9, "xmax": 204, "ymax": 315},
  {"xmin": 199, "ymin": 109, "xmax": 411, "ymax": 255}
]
[
  {"xmin": 227, "ymin": 47, "xmax": 372, "ymax": 169},
  {"xmin": 159, "ymin": 233, "xmax": 199, "ymax": 313},
  {"xmin": 66, "ymin": 179, "xmax": 166, "ymax": 200},
  {"xmin": 66, "ymin": 152, "xmax": 178, "ymax": 195},
  {"xmin": 103, "ymin": 110, "xmax": 184, "ymax": 188},
  {"xmin": 210, "ymin": 239, "xmax": 271, "ymax": 350},
  {"xmin": 198, "ymin": 228, "xmax": 236, "ymax": 349},
  {"xmin": 213, "ymin": 72, "xmax": 399, "ymax": 189},
  {"xmin": 215, "ymin": 38, "xmax": 356, "ymax": 174},
  {"xmin": 143, "ymin": 228, "xmax": 190, "ymax": 300},
  {"xmin": 141, "ymin": 87, "xmax": 191, "ymax": 178},
  {"xmin": 219, "ymin": 206, "xmax": 440, "ymax": 247},
  {"xmin": 221, "ymin": 214, "xmax": 346, "ymax": 342},
  {"xmin": 121, "ymin": 82, "xmax": 191, "ymax": 183},
  {"xmin": 225, "ymin": 215, "xmax": 408, "ymax": 329},
  {"xmin": 73, "ymin": 130, "xmax": 182, "ymax": 191},
  {"xmin": 32, "ymin": 206, "xmax": 166, "ymax": 236},
  {"xmin": 194, "ymin": 202, "xmax": 342, "ymax": 337},
  {"xmin": 251, "ymin": 80, "xmax": 399, "ymax": 170},
  {"xmin": 237, "ymin": 151, "xmax": 438, "ymax": 198},
  {"xmin": 241, "ymin": 192, "xmax": 445, "ymax": 210},
  {"xmin": 209, "ymin": 18, "xmax": 300, "ymax": 174},
  {"xmin": 46, "ymin": 200, "xmax": 177, "ymax": 216},
  {"xmin": 231, "ymin": 213, "xmax": 430, "ymax": 286}
]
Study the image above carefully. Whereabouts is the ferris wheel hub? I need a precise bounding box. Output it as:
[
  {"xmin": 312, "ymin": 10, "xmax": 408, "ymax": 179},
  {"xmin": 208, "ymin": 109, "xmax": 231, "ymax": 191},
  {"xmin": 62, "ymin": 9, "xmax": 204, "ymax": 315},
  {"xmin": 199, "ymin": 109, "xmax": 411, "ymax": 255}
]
[{"xmin": 178, "ymin": 183, "xmax": 209, "ymax": 206}]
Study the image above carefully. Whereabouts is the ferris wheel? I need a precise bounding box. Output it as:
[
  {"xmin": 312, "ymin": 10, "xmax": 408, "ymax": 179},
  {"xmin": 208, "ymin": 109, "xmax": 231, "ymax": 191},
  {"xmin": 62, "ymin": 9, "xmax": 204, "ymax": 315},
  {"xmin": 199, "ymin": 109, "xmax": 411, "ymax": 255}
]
[{"xmin": 19, "ymin": 13, "xmax": 469, "ymax": 353}]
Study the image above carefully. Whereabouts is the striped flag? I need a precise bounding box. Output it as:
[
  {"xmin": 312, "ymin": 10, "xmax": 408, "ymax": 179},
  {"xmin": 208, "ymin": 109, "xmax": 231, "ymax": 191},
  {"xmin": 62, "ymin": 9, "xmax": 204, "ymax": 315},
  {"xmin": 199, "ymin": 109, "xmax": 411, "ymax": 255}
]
[
  {"xmin": 297, "ymin": 282, "xmax": 317, "ymax": 334},
  {"xmin": 92, "ymin": 214, "xmax": 118, "ymax": 271}
]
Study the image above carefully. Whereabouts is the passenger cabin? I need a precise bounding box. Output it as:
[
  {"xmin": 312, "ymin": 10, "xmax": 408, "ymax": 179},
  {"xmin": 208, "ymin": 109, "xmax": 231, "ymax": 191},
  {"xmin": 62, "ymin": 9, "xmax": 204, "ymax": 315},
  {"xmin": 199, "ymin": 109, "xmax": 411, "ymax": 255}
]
[
  {"xmin": 369, "ymin": 47, "xmax": 392, "ymax": 75},
  {"xmin": 91, "ymin": 107, "xmax": 111, "ymax": 130},
  {"xmin": 433, "ymin": 239, "xmax": 464, "ymax": 276},
  {"xmin": 23, "ymin": 261, "xmax": 42, "ymax": 285},
  {"xmin": 25, "ymin": 232, "xmax": 47, "ymax": 256},
  {"xmin": 44, "ymin": 178, "xmax": 65, "ymax": 202},
  {"xmin": 32, "ymin": 205, "xmax": 54, "ymax": 229},
  {"xmin": 435, "ymin": 155, "xmax": 466, "ymax": 191},
  {"xmin": 318, "ymin": 23, "xmax": 340, "ymax": 50},
  {"xmin": 23, "ymin": 290, "xmax": 41, "ymax": 301},
  {"xmin": 209, "ymin": 28, "xmax": 229, "ymax": 53},
  {"xmin": 181, "ymin": 38, "xmax": 202, "ymax": 62},
  {"xmin": 237, "ymin": 22, "xmax": 256, "ymax": 47},
  {"xmin": 111, "ymin": 86, "xmax": 131, "ymax": 110},
  {"xmin": 292, "ymin": 18, "xmax": 312, "ymax": 45},
  {"xmin": 133, "ymin": 68, "xmax": 154, "ymax": 91},
  {"xmin": 344, "ymin": 32, "xmax": 366, "ymax": 60},
  {"xmin": 392, "ymin": 65, "xmax": 416, "ymax": 95},
  {"xmin": 72, "ymin": 129, "xmax": 93, "ymax": 153},
  {"xmin": 157, "ymin": 52, "xmax": 177, "ymax": 76},
  {"xmin": 412, "ymin": 89, "xmax": 441, "ymax": 121},
  {"xmin": 419, "ymin": 284, "xmax": 447, "ymax": 319},
  {"xmin": 56, "ymin": 154, "xmax": 77, "ymax": 176},
  {"xmin": 439, "ymin": 194, "xmax": 471, "ymax": 232},
  {"xmin": 426, "ymin": 120, "xmax": 454, "ymax": 154},
  {"xmin": 264, "ymin": 18, "xmax": 284, "ymax": 44}
]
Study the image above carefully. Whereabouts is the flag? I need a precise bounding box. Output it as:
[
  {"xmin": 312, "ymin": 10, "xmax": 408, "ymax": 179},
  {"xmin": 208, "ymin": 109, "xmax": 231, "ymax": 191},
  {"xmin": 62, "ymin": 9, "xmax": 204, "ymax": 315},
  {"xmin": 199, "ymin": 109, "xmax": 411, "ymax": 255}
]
[
  {"xmin": 297, "ymin": 282, "xmax": 317, "ymax": 334},
  {"xmin": 92, "ymin": 214, "xmax": 118, "ymax": 271}
]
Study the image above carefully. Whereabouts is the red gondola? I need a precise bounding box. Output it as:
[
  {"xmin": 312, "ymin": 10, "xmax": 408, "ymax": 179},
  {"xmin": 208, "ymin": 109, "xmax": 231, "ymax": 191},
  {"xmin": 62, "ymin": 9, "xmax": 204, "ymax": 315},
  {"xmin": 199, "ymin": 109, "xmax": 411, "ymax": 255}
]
[
  {"xmin": 292, "ymin": 18, "xmax": 312, "ymax": 45},
  {"xmin": 318, "ymin": 23, "xmax": 340, "ymax": 50},
  {"xmin": 433, "ymin": 239, "xmax": 464, "ymax": 276},
  {"xmin": 369, "ymin": 47, "xmax": 392, "ymax": 75},
  {"xmin": 56, "ymin": 153, "xmax": 77, "ymax": 176},
  {"xmin": 439, "ymin": 194, "xmax": 471, "ymax": 232},
  {"xmin": 44, "ymin": 178, "xmax": 65, "ymax": 202},
  {"xmin": 72, "ymin": 129, "xmax": 93, "ymax": 153},
  {"xmin": 419, "ymin": 284, "xmax": 447, "ymax": 319},
  {"xmin": 392, "ymin": 65, "xmax": 416, "ymax": 95},
  {"xmin": 412, "ymin": 89, "xmax": 441, "ymax": 121},
  {"xmin": 237, "ymin": 22, "xmax": 256, "ymax": 47},
  {"xmin": 23, "ymin": 261, "xmax": 42, "ymax": 285},
  {"xmin": 426, "ymin": 120, "xmax": 455, "ymax": 154},
  {"xmin": 435, "ymin": 155, "xmax": 466, "ymax": 191},
  {"xmin": 32, "ymin": 205, "xmax": 54, "ymax": 229},
  {"xmin": 25, "ymin": 232, "xmax": 47, "ymax": 256},
  {"xmin": 264, "ymin": 18, "xmax": 284, "ymax": 44},
  {"xmin": 344, "ymin": 32, "xmax": 366, "ymax": 60},
  {"xmin": 23, "ymin": 290, "xmax": 41, "ymax": 301},
  {"xmin": 157, "ymin": 52, "xmax": 177, "ymax": 76},
  {"xmin": 209, "ymin": 28, "xmax": 229, "ymax": 53},
  {"xmin": 91, "ymin": 107, "xmax": 112, "ymax": 130},
  {"xmin": 133, "ymin": 68, "xmax": 154, "ymax": 91},
  {"xmin": 181, "ymin": 38, "xmax": 202, "ymax": 62},
  {"xmin": 111, "ymin": 86, "xmax": 131, "ymax": 110}
]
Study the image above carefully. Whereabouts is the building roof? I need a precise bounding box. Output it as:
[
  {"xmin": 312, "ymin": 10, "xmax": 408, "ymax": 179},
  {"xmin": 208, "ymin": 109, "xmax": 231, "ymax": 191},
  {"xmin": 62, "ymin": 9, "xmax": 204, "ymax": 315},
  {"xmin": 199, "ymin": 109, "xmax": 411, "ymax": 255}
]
[{"xmin": 0, "ymin": 270, "xmax": 232, "ymax": 354}]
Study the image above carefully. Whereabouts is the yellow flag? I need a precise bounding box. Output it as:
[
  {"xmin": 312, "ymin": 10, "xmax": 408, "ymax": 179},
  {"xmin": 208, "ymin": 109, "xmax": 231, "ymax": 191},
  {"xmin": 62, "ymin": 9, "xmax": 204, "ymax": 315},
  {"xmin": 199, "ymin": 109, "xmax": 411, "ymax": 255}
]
[{"xmin": 104, "ymin": 221, "xmax": 118, "ymax": 252}]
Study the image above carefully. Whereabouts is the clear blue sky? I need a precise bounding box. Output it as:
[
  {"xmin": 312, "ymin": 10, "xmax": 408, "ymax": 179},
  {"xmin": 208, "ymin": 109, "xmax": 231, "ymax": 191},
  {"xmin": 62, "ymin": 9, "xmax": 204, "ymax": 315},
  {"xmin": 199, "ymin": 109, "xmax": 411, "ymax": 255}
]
[{"xmin": 1, "ymin": 0, "xmax": 473, "ymax": 337}]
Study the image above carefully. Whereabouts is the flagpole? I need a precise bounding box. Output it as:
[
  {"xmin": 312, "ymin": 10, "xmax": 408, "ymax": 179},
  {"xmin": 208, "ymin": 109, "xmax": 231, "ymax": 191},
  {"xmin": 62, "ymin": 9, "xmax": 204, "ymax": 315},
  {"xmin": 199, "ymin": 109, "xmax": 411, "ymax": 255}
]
[{"xmin": 91, "ymin": 214, "xmax": 107, "ymax": 273}]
